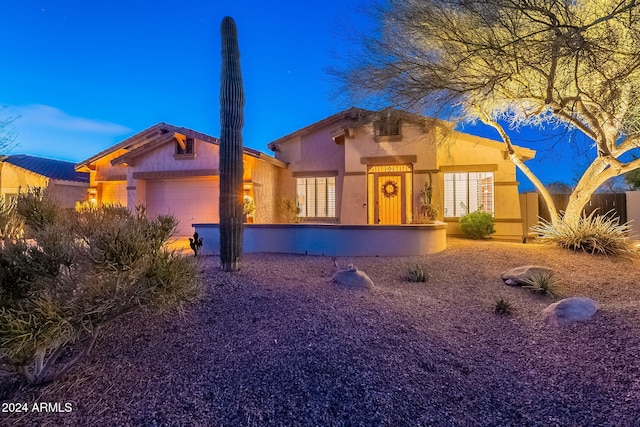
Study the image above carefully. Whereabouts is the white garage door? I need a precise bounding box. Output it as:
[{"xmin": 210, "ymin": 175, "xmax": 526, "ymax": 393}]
[
  {"xmin": 100, "ymin": 182, "xmax": 127, "ymax": 206},
  {"xmin": 146, "ymin": 178, "xmax": 219, "ymax": 237}
]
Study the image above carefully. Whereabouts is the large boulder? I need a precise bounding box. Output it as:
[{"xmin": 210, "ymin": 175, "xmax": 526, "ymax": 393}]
[
  {"xmin": 501, "ymin": 265, "xmax": 554, "ymax": 286},
  {"xmin": 331, "ymin": 264, "xmax": 374, "ymax": 290},
  {"xmin": 541, "ymin": 297, "xmax": 598, "ymax": 327}
]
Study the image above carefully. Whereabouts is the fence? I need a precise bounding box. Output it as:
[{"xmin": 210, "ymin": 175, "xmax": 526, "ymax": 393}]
[{"xmin": 537, "ymin": 193, "xmax": 627, "ymax": 223}]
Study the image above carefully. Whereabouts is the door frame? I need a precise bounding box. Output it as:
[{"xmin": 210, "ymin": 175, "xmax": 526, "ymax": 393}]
[{"xmin": 373, "ymin": 172, "xmax": 406, "ymax": 224}]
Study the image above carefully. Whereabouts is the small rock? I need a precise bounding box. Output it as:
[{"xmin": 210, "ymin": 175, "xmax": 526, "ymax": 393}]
[
  {"xmin": 331, "ymin": 264, "xmax": 374, "ymax": 289},
  {"xmin": 501, "ymin": 265, "xmax": 554, "ymax": 286},
  {"xmin": 541, "ymin": 297, "xmax": 598, "ymax": 327}
]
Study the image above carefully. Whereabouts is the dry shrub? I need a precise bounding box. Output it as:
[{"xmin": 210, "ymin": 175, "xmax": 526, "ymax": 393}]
[{"xmin": 0, "ymin": 189, "xmax": 202, "ymax": 384}]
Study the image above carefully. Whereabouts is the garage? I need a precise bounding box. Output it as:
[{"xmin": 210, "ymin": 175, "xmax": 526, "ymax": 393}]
[{"xmin": 146, "ymin": 178, "xmax": 219, "ymax": 237}]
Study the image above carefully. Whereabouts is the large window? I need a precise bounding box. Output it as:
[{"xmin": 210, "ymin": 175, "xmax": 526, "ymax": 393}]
[
  {"xmin": 296, "ymin": 177, "xmax": 336, "ymax": 218},
  {"xmin": 443, "ymin": 172, "xmax": 494, "ymax": 217}
]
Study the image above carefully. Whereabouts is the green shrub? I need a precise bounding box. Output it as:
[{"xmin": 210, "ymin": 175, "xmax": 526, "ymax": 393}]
[
  {"xmin": 520, "ymin": 272, "xmax": 558, "ymax": 297},
  {"xmin": 0, "ymin": 193, "xmax": 202, "ymax": 384},
  {"xmin": 459, "ymin": 207, "xmax": 495, "ymax": 239},
  {"xmin": 531, "ymin": 210, "xmax": 632, "ymax": 255},
  {"xmin": 494, "ymin": 298, "xmax": 513, "ymax": 315},
  {"xmin": 406, "ymin": 264, "xmax": 430, "ymax": 282}
]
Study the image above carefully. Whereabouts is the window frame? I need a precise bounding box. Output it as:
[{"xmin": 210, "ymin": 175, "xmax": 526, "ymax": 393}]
[
  {"xmin": 296, "ymin": 176, "xmax": 337, "ymax": 220},
  {"xmin": 374, "ymin": 118, "xmax": 402, "ymax": 142},
  {"xmin": 443, "ymin": 171, "xmax": 494, "ymax": 218},
  {"xmin": 175, "ymin": 138, "xmax": 196, "ymax": 159}
]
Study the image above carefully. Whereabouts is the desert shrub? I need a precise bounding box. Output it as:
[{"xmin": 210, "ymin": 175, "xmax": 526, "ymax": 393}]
[
  {"xmin": 405, "ymin": 264, "xmax": 430, "ymax": 283},
  {"xmin": 15, "ymin": 187, "xmax": 60, "ymax": 234},
  {"xmin": 494, "ymin": 298, "xmax": 513, "ymax": 315},
  {"xmin": 531, "ymin": 210, "xmax": 632, "ymax": 255},
  {"xmin": 278, "ymin": 198, "xmax": 302, "ymax": 223},
  {"xmin": 0, "ymin": 195, "xmax": 201, "ymax": 384},
  {"xmin": 0, "ymin": 196, "xmax": 23, "ymax": 240},
  {"xmin": 520, "ymin": 272, "xmax": 558, "ymax": 297},
  {"xmin": 459, "ymin": 207, "xmax": 495, "ymax": 239}
]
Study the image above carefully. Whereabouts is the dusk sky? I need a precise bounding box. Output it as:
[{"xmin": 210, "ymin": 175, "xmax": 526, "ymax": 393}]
[{"xmin": 1, "ymin": 1, "xmax": 591, "ymax": 190}]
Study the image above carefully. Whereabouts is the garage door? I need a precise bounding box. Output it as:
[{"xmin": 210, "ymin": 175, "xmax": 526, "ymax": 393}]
[
  {"xmin": 100, "ymin": 182, "xmax": 127, "ymax": 206},
  {"xmin": 146, "ymin": 178, "xmax": 219, "ymax": 237}
]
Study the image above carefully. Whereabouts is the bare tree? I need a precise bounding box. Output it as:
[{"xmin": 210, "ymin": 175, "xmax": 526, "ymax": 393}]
[
  {"xmin": 338, "ymin": 0, "xmax": 640, "ymax": 225},
  {"xmin": 0, "ymin": 107, "xmax": 17, "ymax": 154}
]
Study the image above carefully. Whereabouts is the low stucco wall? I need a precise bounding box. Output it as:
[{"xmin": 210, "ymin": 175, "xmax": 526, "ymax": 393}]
[{"xmin": 193, "ymin": 222, "xmax": 447, "ymax": 256}]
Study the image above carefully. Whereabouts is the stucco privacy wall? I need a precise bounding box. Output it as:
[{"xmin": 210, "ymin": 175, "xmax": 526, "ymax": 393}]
[
  {"xmin": 626, "ymin": 191, "xmax": 640, "ymax": 239},
  {"xmin": 194, "ymin": 223, "xmax": 447, "ymax": 256}
]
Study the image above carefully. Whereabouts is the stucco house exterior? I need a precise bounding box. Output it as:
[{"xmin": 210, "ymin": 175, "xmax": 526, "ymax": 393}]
[
  {"xmin": 268, "ymin": 108, "xmax": 535, "ymax": 240},
  {"xmin": 0, "ymin": 154, "xmax": 89, "ymax": 209},
  {"xmin": 78, "ymin": 108, "xmax": 535, "ymax": 240},
  {"xmin": 75, "ymin": 123, "xmax": 285, "ymax": 236}
]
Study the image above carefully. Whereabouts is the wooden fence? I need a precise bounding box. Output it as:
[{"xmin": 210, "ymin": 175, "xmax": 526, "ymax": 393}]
[{"xmin": 538, "ymin": 193, "xmax": 627, "ymax": 223}]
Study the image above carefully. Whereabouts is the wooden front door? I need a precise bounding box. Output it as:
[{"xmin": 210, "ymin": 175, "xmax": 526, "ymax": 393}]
[{"xmin": 375, "ymin": 174, "xmax": 404, "ymax": 224}]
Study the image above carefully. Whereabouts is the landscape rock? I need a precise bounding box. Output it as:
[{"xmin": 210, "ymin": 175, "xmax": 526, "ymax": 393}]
[
  {"xmin": 541, "ymin": 297, "xmax": 598, "ymax": 327},
  {"xmin": 331, "ymin": 264, "xmax": 374, "ymax": 289},
  {"xmin": 501, "ymin": 265, "xmax": 554, "ymax": 286}
]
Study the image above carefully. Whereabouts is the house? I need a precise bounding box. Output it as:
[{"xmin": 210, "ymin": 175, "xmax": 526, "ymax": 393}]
[
  {"xmin": 78, "ymin": 108, "xmax": 535, "ymax": 241},
  {"xmin": 268, "ymin": 108, "xmax": 535, "ymax": 240},
  {"xmin": 0, "ymin": 154, "xmax": 89, "ymax": 208},
  {"xmin": 75, "ymin": 123, "xmax": 286, "ymax": 236}
]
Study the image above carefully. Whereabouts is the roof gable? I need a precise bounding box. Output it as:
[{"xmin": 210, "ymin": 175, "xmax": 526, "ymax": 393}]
[
  {"xmin": 3, "ymin": 155, "xmax": 89, "ymax": 183},
  {"xmin": 77, "ymin": 122, "xmax": 286, "ymax": 171},
  {"xmin": 76, "ymin": 123, "xmax": 220, "ymax": 170}
]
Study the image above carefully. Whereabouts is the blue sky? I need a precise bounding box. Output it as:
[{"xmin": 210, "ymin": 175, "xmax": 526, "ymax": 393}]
[{"xmin": 0, "ymin": 0, "xmax": 589, "ymax": 190}]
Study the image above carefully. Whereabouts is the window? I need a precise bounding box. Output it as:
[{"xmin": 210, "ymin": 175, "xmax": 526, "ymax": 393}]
[
  {"xmin": 176, "ymin": 138, "xmax": 195, "ymax": 155},
  {"xmin": 374, "ymin": 118, "xmax": 401, "ymax": 140},
  {"xmin": 296, "ymin": 177, "xmax": 336, "ymax": 218},
  {"xmin": 443, "ymin": 172, "xmax": 494, "ymax": 217}
]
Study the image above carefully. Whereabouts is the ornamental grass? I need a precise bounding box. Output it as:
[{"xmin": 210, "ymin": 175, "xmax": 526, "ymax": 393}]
[{"xmin": 531, "ymin": 210, "xmax": 633, "ymax": 256}]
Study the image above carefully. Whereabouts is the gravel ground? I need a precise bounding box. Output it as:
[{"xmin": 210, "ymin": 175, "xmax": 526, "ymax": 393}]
[{"xmin": 2, "ymin": 238, "xmax": 640, "ymax": 426}]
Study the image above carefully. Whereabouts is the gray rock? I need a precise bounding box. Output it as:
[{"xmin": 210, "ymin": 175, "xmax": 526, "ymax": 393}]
[
  {"xmin": 541, "ymin": 297, "xmax": 598, "ymax": 327},
  {"xmin": 501, "ymin": 265, "xmax": 554, "ymax": 286},
  {"xmin": 331, "ymin": 264, "xmax": 374, "ymax": 289}
]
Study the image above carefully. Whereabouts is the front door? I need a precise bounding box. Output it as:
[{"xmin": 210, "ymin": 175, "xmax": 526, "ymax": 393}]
[{"xmin": 375, "ymin": 174, "xmax": 404, "ymax": 224}]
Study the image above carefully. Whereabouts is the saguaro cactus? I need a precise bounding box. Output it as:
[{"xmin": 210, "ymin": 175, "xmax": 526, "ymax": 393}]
[{"xmin": 219, "ymin": 16, "xmax": 244, "ymax": 271}]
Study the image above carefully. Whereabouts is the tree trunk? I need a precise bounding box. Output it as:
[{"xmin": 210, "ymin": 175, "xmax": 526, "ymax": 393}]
[{"xmin": 219, "ymin": 16, "xmax": 245, "ymax": 271}]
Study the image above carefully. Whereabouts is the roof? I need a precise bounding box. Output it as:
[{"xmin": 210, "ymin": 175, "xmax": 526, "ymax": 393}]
[
  {"xmin": 266, "ymin": 107, "xmax": 536, "ymax": 160},
  {"xmin": 77, "ymin": 122, "xmax": 286, "ymax": 170},
  {"xmin": 267, "ymin": 107, "xmax": 372, "ymax": 151},
  {"xmin": 2, "ymin": 154, "xmax": 89, "ymax": 183}
]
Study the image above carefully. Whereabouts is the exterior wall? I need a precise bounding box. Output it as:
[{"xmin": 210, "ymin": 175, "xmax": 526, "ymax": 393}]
[
  {"xmin": 124, "ymin": 139, "xmax": 220, "ymax": 207},
  {"xmin": 0, "ymin": 163, "xmax": 49, "ymax": 196},
  {"xmin": 271, "ymin": 117, "xmax": 525, "ymax": 238},
  {"xmin": 47, "ymin": 181, "xmax": 89, "ymax": 209},
  {"xmin": 0, "ymin": 164, "xmax": 87, "ymax": 209},
  {"xmin": 90, "ymin": 136, "xmax": 282, "ymax": 235},
  {"xmin": 436, "ymin": 130, "xmax": 526, "ymax": 240},
  {"xmin": 273, "ymin": 127, "xmax": 346, "ymax": 223},
  {"xmin": 249, "ymin": 157, "xmax": 279, "ymax": 223},
  {"xmin": 343, "ymin": 122, "xmax": 437, "ymax": 225},
  {"xmin": 93, "ymin": 149, "xmax": 129, "ymax": 206}
]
